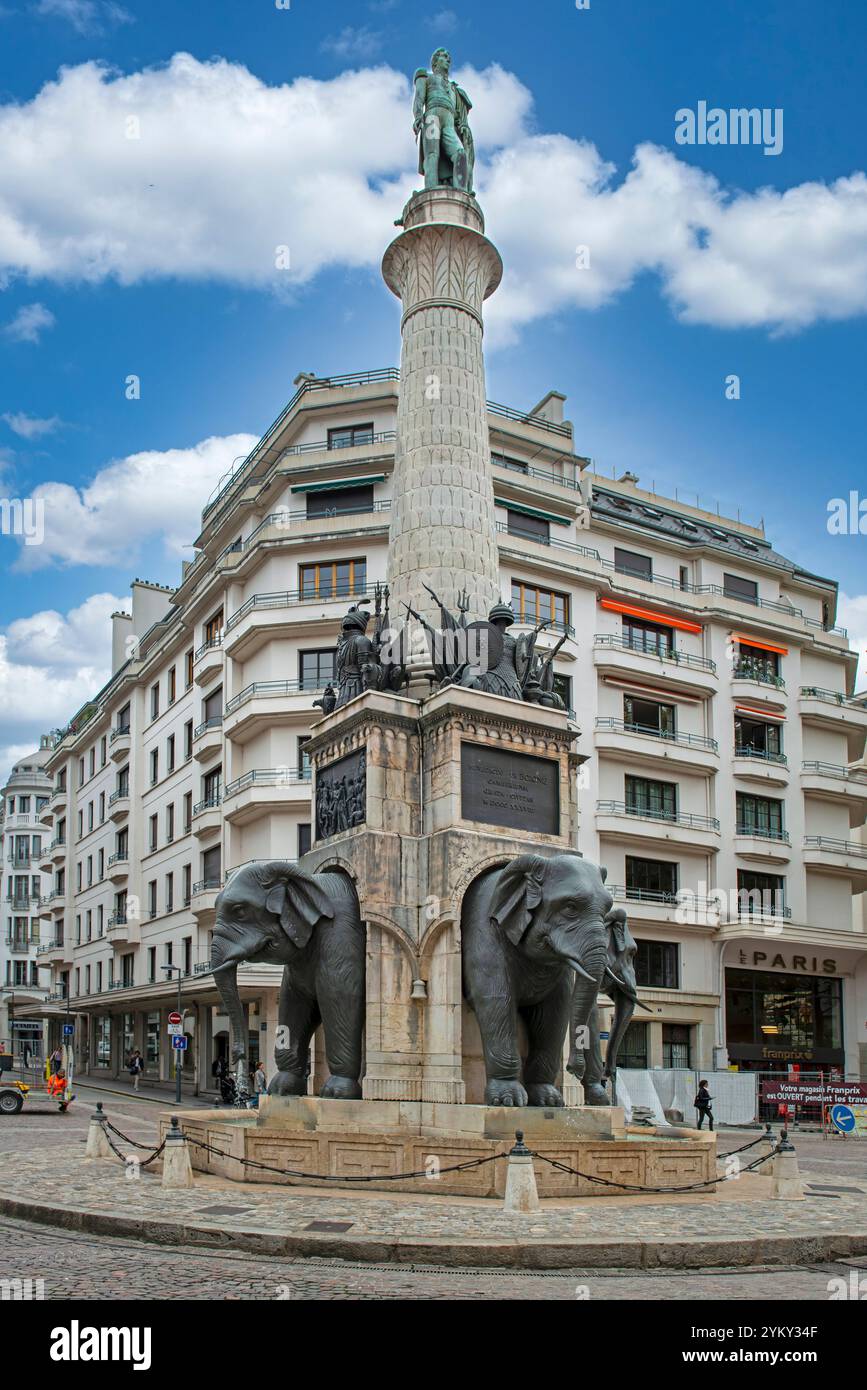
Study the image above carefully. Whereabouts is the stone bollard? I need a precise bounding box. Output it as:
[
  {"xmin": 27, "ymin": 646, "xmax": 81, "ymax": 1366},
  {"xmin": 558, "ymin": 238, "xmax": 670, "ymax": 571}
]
[
  {"xmin": 503, "ymin": 1130, "xmax": 540, "ymax": 1212},
  {"xmin": 84, "ymin": 1101, "xmax": 111, "ymax": 1161},
  {"xmin": 770, "ymin": 1127, "xmax": 805, "ymax": 1201},
  {"xmin": 161, "ymin": 1115, "xmax": 195, "ymax": 1189}
]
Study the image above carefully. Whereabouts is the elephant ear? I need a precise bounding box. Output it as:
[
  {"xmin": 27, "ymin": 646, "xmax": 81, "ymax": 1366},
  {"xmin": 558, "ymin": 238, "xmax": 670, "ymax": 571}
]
[
  {"xmin": 262, "ymin": 863, "xmax": 334, "ymax": 950},
  {"xmin": 604, "ymin": 905, "xmax": 628, "ymax": 958},
  {"xmin": 490, "ymin": 854, "xmax": 547, "ymax": 946}
]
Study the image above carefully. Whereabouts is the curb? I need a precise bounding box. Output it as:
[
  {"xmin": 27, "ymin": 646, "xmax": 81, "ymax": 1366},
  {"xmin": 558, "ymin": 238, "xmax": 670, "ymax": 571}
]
[{"xmin": 3, "ymin": 1193, "xmax": 867, "ymax": 1270}]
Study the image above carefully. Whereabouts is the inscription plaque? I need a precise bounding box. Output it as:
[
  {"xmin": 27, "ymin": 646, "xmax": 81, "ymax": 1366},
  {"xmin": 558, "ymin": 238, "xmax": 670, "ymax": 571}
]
[
  {"xmin": 460, "ymin": 743, "xmax": 559, "ymax": 835},
  {"xmin": 315, "ymin": 749, "xmax": 366, "ymax": 840}
]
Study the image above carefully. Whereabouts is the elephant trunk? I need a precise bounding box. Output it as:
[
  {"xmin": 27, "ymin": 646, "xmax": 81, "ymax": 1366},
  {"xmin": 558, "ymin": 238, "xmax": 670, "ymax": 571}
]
[
  {"xmin": 566, "ymin": 944, "xmax": 607, "ymax": 1078},
  {"xmin": 604, "ymin": 986, "xmax": 636, "ymax": 1081}
]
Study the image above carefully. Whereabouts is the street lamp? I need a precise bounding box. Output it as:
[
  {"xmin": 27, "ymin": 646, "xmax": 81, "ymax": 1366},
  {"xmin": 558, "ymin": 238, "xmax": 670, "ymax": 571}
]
[{"xmin": 162, "ymin": 965, "xmax": 184, "ymax": 1105}]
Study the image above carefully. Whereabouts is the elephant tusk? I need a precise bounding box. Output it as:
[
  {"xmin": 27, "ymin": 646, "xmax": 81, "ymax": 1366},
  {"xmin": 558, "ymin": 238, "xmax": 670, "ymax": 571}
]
[
  {"xmin": 568, "ymin": 957, "xmax": 598, "ymax": 985},
  {"xmin": 604, "ymin": 967, "xmax": 653, "ymax": 1011}
]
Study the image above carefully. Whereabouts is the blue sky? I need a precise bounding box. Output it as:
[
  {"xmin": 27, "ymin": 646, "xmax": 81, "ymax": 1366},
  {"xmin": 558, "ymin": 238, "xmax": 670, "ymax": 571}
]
[{"xmin": 1, "ymin": 0, "xmax": 865, "ymax": 774}]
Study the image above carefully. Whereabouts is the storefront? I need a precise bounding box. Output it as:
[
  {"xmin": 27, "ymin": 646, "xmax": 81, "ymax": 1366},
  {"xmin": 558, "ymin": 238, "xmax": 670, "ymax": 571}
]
[{"xmin": 724, "ymin": 955, "xmax": 845, "ymax": 1076}]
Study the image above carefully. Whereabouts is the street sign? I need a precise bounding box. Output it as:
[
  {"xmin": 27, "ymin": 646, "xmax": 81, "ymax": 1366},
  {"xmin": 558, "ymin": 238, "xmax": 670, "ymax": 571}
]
[
  {"xmin": 171, "ymin": 1036, "xmax": 188, "ymax": 1051},
  {"xmin": 167, "ymin": 1023, "xmax": 183, "ymax": 1037},
  {"xmin": 62, "ymin": 1024, "xmax": 74, "ymax": 1038},
  {"xmin": 168, "ymin": 1011, "xmax": 182, "ymax": 1025},
  {"xmin": 831, "ymin": 1104, "xmax": 856, "ymax": 1133}
]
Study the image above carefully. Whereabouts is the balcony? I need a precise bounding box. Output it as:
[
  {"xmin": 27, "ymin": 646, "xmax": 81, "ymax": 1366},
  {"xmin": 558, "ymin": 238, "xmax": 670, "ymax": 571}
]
[
  {"xmin": 223, "ymin": 681, "xmax": 324, "ymax": 744},
  {"xmin": 191, "ymin": 876, "xmax": 223, "ymax": 919},
  {"xmin": 37, "ymin": 937, "xmax": 67, "ymax": 964},
  {"xmin": 802, "ymin": 836, "xmax": 867, "ymax": 888},
  {"xmin": 46, "ymin": 837, "xmax": 68, "ymax": 866},
  {"xmin": 107, "ymin": 850, "xmax": 129, "ymax": 882},
  {"xmin": 193, "ymin": 715, "xmax": 223, "ymax": 762},
  {"xmin": 592, "ymin": 633, "xmax": 717, "ymax": 696},
  {"xmin": 109, "ymin": 726, "xmax": 131, "ymax": 762},
  {"xmin": 734, "ymin": 824, "xmax": 792, "ymax": 864},
  {"xmin": 194, "ymin": 636, "xmax": 224, "ymax": 687},
  {"xmin": 732, "ymin": 746, "xmax": 790, "ymax": 788},
  {"xmin": 593, "ymin": 718, "xmax": 719, "ymax": 774},
  {"xmin": 5, "ymin": 892, "xmax": 36, "ymax": 913},
  {"xmin": 106, "ymin": 912, "xmax": 137, "ymax": 945},
  {"xmin": 49, "ymin": 784, "xmax": 68, "ymax": 813},
  {"xmin": 731, "ymin": 659, "xmax": 786, "ymax": 696},
  {"xmin": 609, "ymin": 884, "xmax": 719, "ymax": 928},
  {"xmin": 224, "ymin": 586, "xmax": 372, "ymax": 661},
  {"xmin": 221, "ymin": 768, "xmax": 312, "ymax": 826},
  {"xmin": 596, "ymin": 800, "xmax": 721, "ymax": 853},
  {"xmin": 799, "ymin": 688, "xmax": 867, "ymax": 757},
  {"xmin": 801, "ymin": 761, "xmax": 867, "ymax": 817},
  {"xmin": 5, "ymin": 933, "xmax": 34, "ymax": 954},
  {"xmin": 192, "ymin": 794, "xmax": 222, "ymax": 838},
  {"xmin": 108, "ymin": 788, "xmax": 130, "ymax": 822},
  {"xmin": 44, "ymin": 888, "xmax": 67, "ymax": 916},
  {"xmin": 39, "ymin": 800, "xmax": 54, "ymax": 826}
]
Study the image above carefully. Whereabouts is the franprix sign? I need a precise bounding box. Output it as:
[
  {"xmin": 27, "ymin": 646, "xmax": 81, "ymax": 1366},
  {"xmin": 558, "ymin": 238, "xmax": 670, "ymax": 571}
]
[{"xmin": 761, "ymin": 1080, "xmax": 867, "ymax": 1106}]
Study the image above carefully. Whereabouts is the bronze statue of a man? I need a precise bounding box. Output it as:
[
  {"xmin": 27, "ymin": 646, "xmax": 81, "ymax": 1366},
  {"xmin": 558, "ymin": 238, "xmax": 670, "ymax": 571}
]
[{"xmin": 413, "ymin": 48, "xmax": 475, "ymax": 194}]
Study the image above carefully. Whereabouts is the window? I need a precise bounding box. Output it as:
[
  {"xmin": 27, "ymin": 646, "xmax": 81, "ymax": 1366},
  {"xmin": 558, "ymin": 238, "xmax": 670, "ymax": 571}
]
[
  {"xmin": 148, "ymin": 814, "xmax": 158, "ymax": 853},
  {"xmin": 117, "ymin": 766, "xmax": 129, "ymax": 796},
  {"xmin": 165, "ymin": 873, "xmax": 174, "ymax": 913},
  {"xmin": 185, "ymin": 648, "xmax": 194, "ymax": 688},
  {"xmin": 724, "ymin": 573, "xmax": 758, "ymax": 604},
  {"xmin": 614, "ymin": 547, "xmax": 652, "ymax": 581},
  {"xmin": 553, "ymin": 673, "xmax": 572, "ymax": 712},
  {"xmin": 623, "ymin": 695, "xmax": 675, "ymax": 737},
  {"xmin": 98, "ymin": 848, "xmax": 104, "ymax": 880},
  {"xmin": 625, "ymin": 857, "xmax": 679, "ymax": 901},
  {"xmin": 150, "ymin": 682, "xmax": 160, "ymax": 720},
  {"xmin": 184, "ymin": 720, "xmax": 193, "ymax": 760},
  {"xmin": 327, "ymin": 422, "xmax": 374, "ymax": 449},
  {"xmin": 166, "ymin": 804, "xmax": 175, "ymax": 843},
  {"xmin": 97, "ymin": 905, "xmax": 104, "ymax": 936},
  {"xmin": 96, "ymin": 961, "xmax": 103, "ymax": 994},
  {"xmin": 148, "ymin": 880, "xmax": 157, "ymax": 918},
  {"xmin": 679, "ymin": 566, "xmax": 690, "ymax": 591},
  {"xmin": 146, "ymin": 1010, "xmax": 160, "ymax": 1062},
  {"xmin": 100, "ymin": 735, "xmax": 107, "ymax": 767},
  {"xmin": 203, "ymin": 766, "xmax": 222, "ymax": 805},
  {"xmin": 507, "ymin": 509, "xmax": 549, "ymax": 543},
  {"xmin": 183, "ymin": 937, "xmax": 192, "ymax": 975},
  {"xmin": 183, "ymin": 864, "xmax": 191, "ymax": 905},
  {"xmin": 662, "ymin": 1024, "xmax": 691, "ymax": 1068},
  {"xmin": 735, "ymin": 714, "xmax": 782, "ymax": 759},
  {"xmin": 99, "ymin": 791, "xmax": 106, "ymax": 823},
  {"xmin": 736, "ymin": 793, "xmax": 784, "ymax": 839},
  {"xmin": 623, "ymin": 615, "xmax": 673, "ymax": 657},
  {"xmin": 300, "ymin": 557, "xmax": 366, "ymax": 600},
  {"xmin": 298, "ymin": 823, "xmax": 312, "ymax": 857},
  {"xmin": 635, "ymin": 939, "xmax": 679, "ymax": 989},
  {"xmin": 150, "ymin": 748, "xmax": 159, "ymax": 785},
  {"xmin": 202, "ymin": 844, "xmax": 222, "ymax": 888},
  {"xmin": 117, "ymin": 704, "xmax": 130, "ymax": 734},
  {"xmin": 77, "ymin": 810, "xmax": 83, "ymax": 838},
  {"xmin": 88, "ymin": 800, "xmax": 94, "ymax": 830},
  {"xmin": 618, "ymin": 1021, "xmax": 648, "ymax": 1069},
  {"xmin": 298, "ymin": 736, "xmax": 311, "ymax": 777},
  {"xmin": 511, "ymin": 580, "xmax": 570, "ymax": 629},
  {"xmin": 86, "ymin": 855, "xmax": 93, "ymax": 886},
  {"xmin": 204, "ymin": 610, "xmax": 224, "ymax": 646},
  {"xmin": 164, "ymin": 941, "xmax": 173, "ymax": 968},
  {"xmin": 167, "ymin": 734, "xmax": 175, "ymax": 772},
  {"xmin": 168, "ymin": 666, "xmax": 176, "ymax": 704},
  {"xmin": 183, "ymin": 792, "xmax": 192, "ymax": 833},
  {"xmin": 300, "ymin": 650, "xmax": 336, "ymax": 689},
  {"xmin": 733, "ymin": 642, "xmax": 781, "ymax": 684},
  {"xmin": 89, "ymin": 748, "xmax": 95, "ymax": 778},
  {"xmin": 306, "ymin": 484, "xmax": 373, "ymax": 519},
  {"xmin": 626, "ymin": 775, "xmax": 677, "ymax": 821},
  {"xmin": 737, "ymin": 870, "xmax": 786, "ymax": 918},
  {"xmin": 203, "ymin": 686, "xmax": 223, "ymax": 724},
  {"xmin": 147, "ymin": 949, "xmax": 157, "ymax": 986}
]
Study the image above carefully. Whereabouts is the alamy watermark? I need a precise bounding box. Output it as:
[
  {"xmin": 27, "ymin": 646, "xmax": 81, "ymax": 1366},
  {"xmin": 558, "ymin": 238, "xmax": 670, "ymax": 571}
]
[
  {"xmin": 675, "ymin": 102, "xmax": 783, "ymax": 157},
  {"xmin": 0, "ymin": 497, "xmax": 44, "ymax": 546}
]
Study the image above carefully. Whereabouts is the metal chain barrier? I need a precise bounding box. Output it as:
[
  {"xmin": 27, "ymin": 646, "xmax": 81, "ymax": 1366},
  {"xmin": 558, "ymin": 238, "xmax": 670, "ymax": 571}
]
[{"xmin": 101, "ymin": 1119, "xmax": 167, "ymax": 1169}]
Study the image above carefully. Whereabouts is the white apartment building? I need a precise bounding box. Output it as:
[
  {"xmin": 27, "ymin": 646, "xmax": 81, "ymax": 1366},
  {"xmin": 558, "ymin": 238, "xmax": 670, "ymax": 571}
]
[
  {"xmin": 1, "ymin": 739, "xmax": 53, "ymax": 1058},
  {"xmin": 25, "ymin": 368, "xmax": 867, "ymax": 1093}
]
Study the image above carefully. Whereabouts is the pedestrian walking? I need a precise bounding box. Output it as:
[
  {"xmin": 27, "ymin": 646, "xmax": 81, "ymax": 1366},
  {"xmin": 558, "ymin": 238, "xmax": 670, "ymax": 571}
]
[
  {"xmin": 694, "ymin": 1079, "xmax": 714, "ymax": 1131},
  {"xmin": 251, "ymin": 1061, "xmax": 267, "ymax": 1108},
  {"xmin": 127, "ymin": 1049, "xmax": 144, "ymax": 1092}
]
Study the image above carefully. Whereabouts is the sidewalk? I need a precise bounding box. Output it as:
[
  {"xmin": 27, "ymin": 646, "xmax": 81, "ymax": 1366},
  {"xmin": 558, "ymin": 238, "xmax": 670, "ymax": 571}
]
[{"xmin": 2, "ymin": 1133, "xmax": 866, "ymax": 1270}]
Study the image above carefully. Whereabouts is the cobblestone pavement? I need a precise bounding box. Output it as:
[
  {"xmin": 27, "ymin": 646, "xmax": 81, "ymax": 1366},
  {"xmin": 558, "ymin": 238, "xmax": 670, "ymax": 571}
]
[{"xmin": 0, "ymin": 1212, "xmax": 864, "ymax": 1300}]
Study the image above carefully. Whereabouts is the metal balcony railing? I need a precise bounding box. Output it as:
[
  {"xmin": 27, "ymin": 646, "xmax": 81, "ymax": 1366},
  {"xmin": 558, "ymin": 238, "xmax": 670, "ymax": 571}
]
[
  {"xmin": 492, "ymin": 456, "xmax": 583, "ymax": 490},
  {"xmin": 107, "ymin": 851, "xmax": 129, "ymax": 867},
  {"xmin": 225, "ymin": 585, "xmax": 372, "ymax": 632},
  {"xmin": 597, "ymin": 801, "xmax": 721, "ymax": 832},
  {"xmin": 108, "ymin": 788, "xmax": 129, "ymax": 805},
  {"xmin": 735, "ymin": 824, "xmax": 790, "ymax": 844},
  {"xmin": 803, "ymin": 836, "xmax": 867, "ymax": 859},
  {"xmin": 223, "ymin": 768, "xmax": 312, "ymax": 798},
  {"xmin": 800, "ymin": 687, "xmax": 863, "ymax": 709},
  {"xmin": 801, "ymin": 761, "xmax": 867, "ymax": 784},
  {"xmin": 195, "ymin": 635, "xmax": 224, "ymax": 662},
  {"xmin": 224, "ymin": 680, "xmax": 325, "ymax": 716},
  {"xmin": 109, "ymin": 725, "xmax": 130, "ymax": 743},
  {"xmin": 734, "ymin": 746, "xmax": 788, "ymax": 766},
  {"xmin": 496, "ymin": 521, "xmax": 600, "ymax": 561},
  {"xmin": 192, "ymin": 877, "xmax": 223, "ymax": 895},
  {"xmin": 733, "ymin": 660, "xmax": 785, "ymax": 689},
  {"xmin": 194, "ymin": 715, "xmax": 223, "ymax": 738},
  {"xmin": 595, "ymin": 718, "xmax": 719, "ymax": 753},
  {"xmin": 192, "ymin": 794, "xmax": 221, "ymax": 816},
  {"xmin": 107, "ymin": 912, "xmax": 127, "ymax": 928},
  {"xmin": 594, "ymin": 633, "xmax": 716, "ymax": 673},
  {"xmin": 282, "ymin": 429, "xmax": 396, "ymax": 457}
]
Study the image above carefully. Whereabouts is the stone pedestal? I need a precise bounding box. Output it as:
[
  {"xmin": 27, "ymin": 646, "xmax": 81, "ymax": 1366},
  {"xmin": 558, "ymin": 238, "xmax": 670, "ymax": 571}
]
[
  {"xmin": 382, "ymin": 188, "xmax": 503, "ymax": 628},
  {"xmin": 304, "ymin": 687, "xmax": 585, "ymax": 1105}
]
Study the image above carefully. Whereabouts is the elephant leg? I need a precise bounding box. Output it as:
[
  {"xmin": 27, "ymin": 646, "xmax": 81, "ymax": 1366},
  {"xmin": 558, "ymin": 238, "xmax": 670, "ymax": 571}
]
[
  {"xmin": 521, "ymin": 972, "xmax": 572, "ymax": 1107},
  {"xmin": 578, "ymin": 1002, "xmax": 610, "ymax": 1106},
  {"xmin": 471, "ymin": 993, "xmax": 528, "ymax": 1107},
  {"xmin": 316, "ymin": 983, "xmax": 364, "ymax": 1100},
  {"xmin": 268, "ymin": 972, "xmax": 320, "ymax": 1098}
]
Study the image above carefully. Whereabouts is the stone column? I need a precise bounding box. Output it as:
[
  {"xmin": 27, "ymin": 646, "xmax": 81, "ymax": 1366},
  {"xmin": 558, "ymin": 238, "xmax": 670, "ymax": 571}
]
[{"xmin": 381, "ymin": 189, "xmax": 503, "ymax": 628}]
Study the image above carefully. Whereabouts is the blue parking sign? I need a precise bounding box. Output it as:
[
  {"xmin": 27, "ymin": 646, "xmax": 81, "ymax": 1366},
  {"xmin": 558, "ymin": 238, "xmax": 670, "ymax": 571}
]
[
  {"xmin": 172, "ymin": 1036, "xmax": 188, "ymax": 1051},
  {"xmin": 62, "ymin": 1024, "xmax": 74, "ymax": 1038}
]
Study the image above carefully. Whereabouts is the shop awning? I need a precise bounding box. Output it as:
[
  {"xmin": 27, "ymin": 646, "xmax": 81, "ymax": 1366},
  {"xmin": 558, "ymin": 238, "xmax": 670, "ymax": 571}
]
[
  {"xmin": 731, "ymin": 632, "xmax": 789, "ymax": 655},
  {"xmin": 495, "ymin": 498, "xmax": 571, "ymax": 526},
  {"xmin": 600, "ymin": 597, "xmax": 703, "ymax": 634},
  {"xmin": 735, "ymin": 703, "xmax": 786, "ymax": 721},
  {"xmin": 290, "ymin": 475, "xmax": 385, "ymax": 493}
]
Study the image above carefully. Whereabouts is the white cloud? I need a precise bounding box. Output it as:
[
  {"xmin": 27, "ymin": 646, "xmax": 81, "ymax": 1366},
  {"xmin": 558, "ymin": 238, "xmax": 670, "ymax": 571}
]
[
  {"xmin": 2, "ymin": 303, "xmax": 56, "ymax": 343},
  {"xmin": 0, "ymin": 591, "xmax": 126, "ymax": 781},
  {"xmin": 427, "ymin": 10, "xmax": 459, "ymax": 33},
  {"xmin": 14, "ymin": 432, "xmax": 257, "ymax": 571},
  {"xmin": 321, "ymin": 27, "xmax": 382, "ymax": 61},
  {"xmin": 2, "ymin": 411, "xmax": 62, "ymax": 439},
  {"xmin": 839, "ymin": 593, "xmax": 867, "ymax": 690},
  {"xmin": 0, "ymin": 55, "xmax": 866, "ymax": 339},
  {"xmin": 35, "ymin": 0, "xmax": 131, "ymax": 35}
]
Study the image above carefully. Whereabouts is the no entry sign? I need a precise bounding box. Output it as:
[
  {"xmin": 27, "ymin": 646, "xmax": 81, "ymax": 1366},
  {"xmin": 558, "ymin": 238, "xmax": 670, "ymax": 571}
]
[{"xmin": 168, "ymin": 1011, "xmax": 182, "ymax": 1025}]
